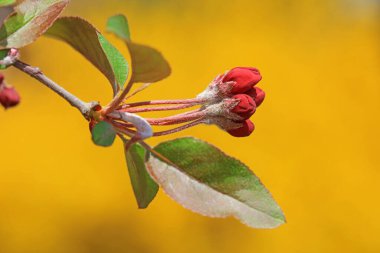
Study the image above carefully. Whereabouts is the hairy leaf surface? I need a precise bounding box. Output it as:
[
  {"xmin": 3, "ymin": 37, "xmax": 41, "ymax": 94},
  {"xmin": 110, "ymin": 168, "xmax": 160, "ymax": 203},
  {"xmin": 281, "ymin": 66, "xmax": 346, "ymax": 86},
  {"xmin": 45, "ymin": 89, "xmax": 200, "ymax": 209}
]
[
  {"xmin": 146, "ymin": 137, "xmax": 285, "ymax": 229},
  {"xmin": 0, "ymin": 0, "xmax": 69, "ymax": 48}
]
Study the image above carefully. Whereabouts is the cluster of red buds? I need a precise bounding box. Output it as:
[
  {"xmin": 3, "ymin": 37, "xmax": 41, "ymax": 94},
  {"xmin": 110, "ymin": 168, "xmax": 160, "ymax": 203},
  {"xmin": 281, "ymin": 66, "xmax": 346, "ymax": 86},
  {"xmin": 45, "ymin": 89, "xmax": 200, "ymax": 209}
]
[
  {"xmin": 0, "ymin": 73, "xmax": 20, "ymax": 109},
  {"xmin": 197, "ymin": 67, "xmax": 265, "ymax": 137},
  {"xmin": 95, "ymin": 67, "xmax": 265, "ymax": 146}
]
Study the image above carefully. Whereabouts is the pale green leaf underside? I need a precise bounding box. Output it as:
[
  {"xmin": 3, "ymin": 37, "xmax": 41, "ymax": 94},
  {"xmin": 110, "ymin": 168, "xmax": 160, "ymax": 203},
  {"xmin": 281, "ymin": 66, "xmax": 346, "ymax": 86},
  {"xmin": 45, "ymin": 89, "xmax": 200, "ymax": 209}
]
[
  {"xmin": 45, "ymin": 16, "xmax": 128, "ymax": 94},
  {"xmin": 125, "ymin": 143, "xmax": 159, "ymax": 208},
  {"xmin": 147, "ymin": 137, "xmax": 285, "ymax": 229},
  {"xmin": 91, "ymin": 121, "xmax": 116, "ymax": 147},
  {"xmin": 0, "ymin": 0, "xmax": 16, "ymax": 7},
  {"xmin": 0, "ymin": 0, "xmax": 69, "ymax": 49},
  {"xmin": 106, "ymin": 14, "xmax": 171, "ymax": 83}
]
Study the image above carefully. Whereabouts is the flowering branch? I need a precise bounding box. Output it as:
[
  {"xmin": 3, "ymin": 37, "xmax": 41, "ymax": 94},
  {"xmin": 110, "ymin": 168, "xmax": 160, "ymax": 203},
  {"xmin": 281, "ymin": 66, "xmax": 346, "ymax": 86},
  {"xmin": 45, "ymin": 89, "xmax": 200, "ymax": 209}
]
[{"xmin": 0, "ymin": 3, "xmax": 286, "ymax": 229}]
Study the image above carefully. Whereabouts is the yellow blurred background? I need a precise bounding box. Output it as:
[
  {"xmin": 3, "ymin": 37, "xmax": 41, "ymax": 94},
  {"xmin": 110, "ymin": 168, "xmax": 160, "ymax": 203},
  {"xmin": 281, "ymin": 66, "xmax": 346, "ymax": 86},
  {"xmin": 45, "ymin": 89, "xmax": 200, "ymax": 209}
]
[{"xmin": 1, "ymin": 0, "xmax": 380, "ymax": 252}]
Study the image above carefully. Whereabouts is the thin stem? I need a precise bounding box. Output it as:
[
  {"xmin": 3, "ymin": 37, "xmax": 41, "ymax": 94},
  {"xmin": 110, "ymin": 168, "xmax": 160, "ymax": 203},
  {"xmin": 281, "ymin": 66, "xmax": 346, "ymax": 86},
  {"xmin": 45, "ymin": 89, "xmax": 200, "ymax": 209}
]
[
  {"xmin": 13, "ymin": 60, "xmax": 96, "ymax": 119},
  {"xmin": 146, "ymin": 110, "xmax": 206, "ymax": 125},
  {"xmin": 153, "ymin": 119, "xmax": 205, "ymax": 136},
  {"xmin": 110, "ymin": 120, "xmax": 135, "ymax": 131},
  {"xmin": 104, "ymin": 79, "xmax": 134, "ymax": 114},
  {"xmin": 107, "ymin": 108, "xmax": 205, "ymax": 126},
  {"xmin": 121, "ymin": 98, "xmax": 207, "ymax": 108},
  {"xmin": 145, "ymin": 109, "xmax": 202, "ymax": 121},
  {"xmin": 124, "ymin": 82, "xmax": 152, "ymax": 100},
  {"xmin": 114, "ymin": 125, "xmax": 137, "ymax": 135},
  {"xmin": 117, "ymin": 132, "xmax": 147, "ymax": 152},
  {"xmin": 121, "ymin": 103, "xmax": 196, "ymax": 113}
]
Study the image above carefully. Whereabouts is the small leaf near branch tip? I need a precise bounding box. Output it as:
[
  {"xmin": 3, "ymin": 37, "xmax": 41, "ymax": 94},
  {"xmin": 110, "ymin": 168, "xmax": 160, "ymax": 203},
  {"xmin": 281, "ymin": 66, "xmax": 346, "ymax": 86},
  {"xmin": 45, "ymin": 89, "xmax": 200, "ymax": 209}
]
[
  {"xmin": 105, "ymin": 14, "xmax": 171, "ymax": 83},
  {"xmin": 91, "ymin": 121, "xmax": 116, "ymax": 147},
  {"xmin": 0, "ymin": 0, "xmax": 69, "ymax": 49},
  {"xmin": 45, "ymin": 17, "xmax": 129, "ymax": 94},
  {"xmin": 147, "ymin": 137, "xmax": 285, "ymax": 229},
  {"xmin": 125, "ymin": 143, "xmax": 159, "ymax": 208},
  {"xmin": 128, "ymin": 42, "xmax": 171, "ymax": 83}
]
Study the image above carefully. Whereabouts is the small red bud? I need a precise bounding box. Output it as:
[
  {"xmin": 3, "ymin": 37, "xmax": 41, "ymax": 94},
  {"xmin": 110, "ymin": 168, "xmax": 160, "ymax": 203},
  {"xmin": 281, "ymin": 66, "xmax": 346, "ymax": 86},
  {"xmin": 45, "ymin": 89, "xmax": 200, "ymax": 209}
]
[
  {"xmin": 227, "ymin": 120, "xmax": 255, "ymax": 137},
  {"xmin": 93, "ymin": 104, "xmax": 102, "ymax": 111},
  {"xmin": 0, "ymin": 85, "xmax": 20, "ymax": 109},
  {"xmin": 223, "ymin": 67, "xmax": 262, "ymax": 94},
  {"xmin": 0, "ymin": 73, "xmax": 4, "ymax": 84},
  {"xmin": 231, "ymin": 94, "xmax": 256, "ymax": 119},
  {"xmin": 245, "ymin": 86, "xmax": 265, "ymax": 107}
]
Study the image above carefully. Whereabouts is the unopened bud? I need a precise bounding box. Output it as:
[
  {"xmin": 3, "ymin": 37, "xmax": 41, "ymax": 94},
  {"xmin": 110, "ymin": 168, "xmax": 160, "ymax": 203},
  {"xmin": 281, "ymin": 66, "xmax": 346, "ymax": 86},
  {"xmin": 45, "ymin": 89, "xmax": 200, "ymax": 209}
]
[
  {"xmin": 230, "ymin": 94, "xmax": 256, "ymax": 119},
  {"xmin": 245, "ymin": 86, "xmax": 265, "ymax": 107},
  {"xmin": 0, "ymin": 85, "xmax": 20, "ymax": 109},
  {"xmin": 227, "ymin": 120, "xmax": 255, "ymax": 137},
  {"xmin": 223, "ymin": 67, "xmax": 262, "ymax": 94},
  {"xmin": 197, "ymin": 67, "xmax": 262, "ymax": 102}
]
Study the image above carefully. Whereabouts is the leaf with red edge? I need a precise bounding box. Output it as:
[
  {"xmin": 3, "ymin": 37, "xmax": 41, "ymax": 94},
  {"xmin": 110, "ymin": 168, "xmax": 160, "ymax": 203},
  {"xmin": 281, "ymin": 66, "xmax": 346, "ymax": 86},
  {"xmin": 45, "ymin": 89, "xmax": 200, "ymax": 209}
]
[
  {"xmin": 146, "ymin": 137, "xmax": 286, "ymax": 229},
  {"xmin": 0, "ymin": 0, "xmax": 69, "ymax": 49}
]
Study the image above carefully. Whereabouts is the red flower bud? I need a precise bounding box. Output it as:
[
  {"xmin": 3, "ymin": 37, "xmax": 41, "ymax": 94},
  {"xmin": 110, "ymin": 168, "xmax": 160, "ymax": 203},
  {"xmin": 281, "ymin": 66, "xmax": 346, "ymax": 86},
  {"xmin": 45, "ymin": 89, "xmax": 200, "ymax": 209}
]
[
  {"xmin": 223, "ymin": 67, "xmax": 262, "ymax": 94},
  {"xmin": 227, "ymin": 120, "xmax": 255, "ymax": 137},
  {"xmin": 0, "ymin": 73, "xmax": 4, "ymax": 84},
  {"xmin": 231, "ymin": 94, "xmax": 256, "ymax": 119},
  {"xmin": 0, "ymin": 85, "xmax": 20, "ymax": 109},
  {"xmin": 245, "ymin": 86, "xmax": 265, "ymax": 107}
]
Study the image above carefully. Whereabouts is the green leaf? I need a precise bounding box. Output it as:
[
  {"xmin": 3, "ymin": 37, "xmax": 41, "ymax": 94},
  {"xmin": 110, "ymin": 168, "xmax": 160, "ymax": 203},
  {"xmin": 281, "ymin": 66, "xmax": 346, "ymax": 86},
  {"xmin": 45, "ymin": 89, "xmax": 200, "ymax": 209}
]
[
  {"xmin": 0, "ymin": 0, "xmax": 16, "ymax": 7},
  {"xmin": 127, "ymin": 42, "xmax": 171, "ymax": 83},
  {"xmin": 91, "ymin": 121, "xmax": 116, "ymax": 147},
  {"xmin": 106, "ymin": 14, "xmax": 130, "ymax": 41},
  {"xmin": 146, "ymin": 137, "xmax": 285, "ymax": 229},
  {"xmin": 106, "ymin": 14, "xmax": 171, "ymax": 83},
  {"xmin": 0, "ymin": 0, "xmax": 69, "ymax": 49},
  {"xmin": 125, "ymin": 143, "xmax": 159, "ymax": 208},
  {"xmin": 0, "ymin": 49, "xmax": 9, "ymax": 69},
  {"xmin": 97, "ymin": 33, "xmax": 129, "ymax": 91},
  {"xmin": 45, "ymin": 17, "xmax": 128, "ymax": 94}
]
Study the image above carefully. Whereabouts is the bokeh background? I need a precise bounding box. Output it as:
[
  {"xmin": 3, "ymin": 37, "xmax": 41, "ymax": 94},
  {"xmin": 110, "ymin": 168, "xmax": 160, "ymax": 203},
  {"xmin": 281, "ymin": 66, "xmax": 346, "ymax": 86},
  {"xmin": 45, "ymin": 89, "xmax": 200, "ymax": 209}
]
[{"xmin": 1, "ymin": 0, "xmax": 380, "ymax": 252}]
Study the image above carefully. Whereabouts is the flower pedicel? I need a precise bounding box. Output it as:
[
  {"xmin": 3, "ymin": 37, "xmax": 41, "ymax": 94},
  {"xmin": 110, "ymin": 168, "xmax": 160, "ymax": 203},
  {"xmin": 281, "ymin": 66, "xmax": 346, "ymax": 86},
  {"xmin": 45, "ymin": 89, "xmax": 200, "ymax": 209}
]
[{"xmin": 92, "ymin": 67, "xmax": 265, "ymax": 144}]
